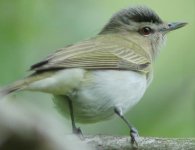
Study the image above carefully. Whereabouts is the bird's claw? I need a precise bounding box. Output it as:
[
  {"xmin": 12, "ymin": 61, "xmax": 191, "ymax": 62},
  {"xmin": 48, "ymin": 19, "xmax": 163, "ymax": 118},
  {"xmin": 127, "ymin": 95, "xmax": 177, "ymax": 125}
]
[
  {"xmin": 73, "ymin": 127, "xmax": 84, "ymax": 140},
  {"xmin": 130, "ymin": 127, "xmax": 139, "ymax": 147}
]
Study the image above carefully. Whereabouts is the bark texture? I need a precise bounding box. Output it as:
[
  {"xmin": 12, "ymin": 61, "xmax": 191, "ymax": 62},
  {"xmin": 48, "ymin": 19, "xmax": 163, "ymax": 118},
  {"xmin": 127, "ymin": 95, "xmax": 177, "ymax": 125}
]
[{"xmin": 85, "ymin": 135, "xmax": 195, "ymax": 150}]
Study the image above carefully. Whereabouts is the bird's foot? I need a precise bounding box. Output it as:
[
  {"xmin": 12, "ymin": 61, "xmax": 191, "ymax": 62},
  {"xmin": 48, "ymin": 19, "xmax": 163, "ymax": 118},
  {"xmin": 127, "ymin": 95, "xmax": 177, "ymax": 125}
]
[
  {"xmin": 73, "ymin": 127, "xmax": 84, "ymax": 140},
  {"xmin": 130, "ymin": 127, "xmax": 139, "ymax": 148}
]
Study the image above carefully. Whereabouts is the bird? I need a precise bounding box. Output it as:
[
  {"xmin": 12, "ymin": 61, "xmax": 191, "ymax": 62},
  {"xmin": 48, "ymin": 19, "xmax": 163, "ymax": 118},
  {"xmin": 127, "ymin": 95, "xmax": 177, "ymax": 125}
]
[{"xmin": 0, "ymin": 6, "xmax": 187, "ymax": 145}]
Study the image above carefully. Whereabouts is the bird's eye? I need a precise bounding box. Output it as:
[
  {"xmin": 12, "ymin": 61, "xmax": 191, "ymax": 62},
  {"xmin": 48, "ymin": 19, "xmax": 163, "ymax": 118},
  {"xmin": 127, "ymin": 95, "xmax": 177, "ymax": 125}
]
[{"xmin": 139, "ymin": 27, "xmax": 153, "ymax": 36}]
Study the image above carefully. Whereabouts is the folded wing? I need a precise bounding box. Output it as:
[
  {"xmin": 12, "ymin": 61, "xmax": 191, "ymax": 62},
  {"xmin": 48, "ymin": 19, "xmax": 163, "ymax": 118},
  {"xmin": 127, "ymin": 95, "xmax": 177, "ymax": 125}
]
[{"xmin": 30, "ymin": 35, "xmax": 151, "ymax": 74}]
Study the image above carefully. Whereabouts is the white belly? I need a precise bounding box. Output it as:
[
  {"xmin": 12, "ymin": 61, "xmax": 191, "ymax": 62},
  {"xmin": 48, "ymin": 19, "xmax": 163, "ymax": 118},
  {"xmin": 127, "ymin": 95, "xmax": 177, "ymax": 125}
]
[
  {"xmin": 54, "ymin": 70, "xmax": 147, "ymax": 123},
  {"xmin": 28, "ymin": 69, "xmax": 147, "ymax": 123}
]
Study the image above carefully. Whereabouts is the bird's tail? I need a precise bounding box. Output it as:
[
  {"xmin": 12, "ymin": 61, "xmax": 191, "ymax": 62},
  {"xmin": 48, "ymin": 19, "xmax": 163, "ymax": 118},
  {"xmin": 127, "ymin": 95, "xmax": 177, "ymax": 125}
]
[
  {"xmin": 0, "ymin": 73, "xmax": 52, "ymax": 97},
  {"xmin": 0, "ymin": 78, "xmax": 32, "ymax": 97}
]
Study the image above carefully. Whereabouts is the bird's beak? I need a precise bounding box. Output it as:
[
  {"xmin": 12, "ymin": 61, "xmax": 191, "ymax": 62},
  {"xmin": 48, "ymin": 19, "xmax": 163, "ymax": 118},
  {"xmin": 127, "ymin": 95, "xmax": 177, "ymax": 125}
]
[{"xmin": 160, "ymin": 22, "xmax": 188, "ymax": 32}]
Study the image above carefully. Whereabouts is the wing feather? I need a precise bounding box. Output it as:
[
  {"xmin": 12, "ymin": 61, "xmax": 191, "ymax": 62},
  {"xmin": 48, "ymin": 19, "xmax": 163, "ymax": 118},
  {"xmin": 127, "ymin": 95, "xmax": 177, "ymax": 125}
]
[{"xmin": 30, "ymin": 35, "xmax": 151, "ymax": 73}]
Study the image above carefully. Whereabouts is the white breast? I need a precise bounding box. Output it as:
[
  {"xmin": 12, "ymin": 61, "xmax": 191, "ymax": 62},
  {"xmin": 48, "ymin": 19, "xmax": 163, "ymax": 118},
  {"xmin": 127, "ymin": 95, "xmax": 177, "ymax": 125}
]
[
  {"xmin": 70, "ymin": 70, "xmax": 147, "ymax": 123},
  {"xmin": 28, "ymin": 69, "xmax": 147, "ymax": 123}
]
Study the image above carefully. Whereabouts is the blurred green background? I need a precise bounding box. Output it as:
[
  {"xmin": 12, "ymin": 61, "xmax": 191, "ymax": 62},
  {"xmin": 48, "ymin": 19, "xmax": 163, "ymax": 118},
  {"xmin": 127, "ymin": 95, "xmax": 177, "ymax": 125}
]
[{"xmin": 0, "ymin": 0, "xmax": 194, "ymax": 138}]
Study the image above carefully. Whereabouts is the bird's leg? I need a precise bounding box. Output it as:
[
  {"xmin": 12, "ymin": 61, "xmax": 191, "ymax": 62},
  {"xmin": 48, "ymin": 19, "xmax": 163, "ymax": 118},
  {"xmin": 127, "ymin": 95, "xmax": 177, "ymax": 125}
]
[
  {"xmin": 66, "ymin": 96, "xmax": 83, "ymax": 138},
  {"xmin": 114, "ymin": 107, "xmax": 139, "ymax": 147}
]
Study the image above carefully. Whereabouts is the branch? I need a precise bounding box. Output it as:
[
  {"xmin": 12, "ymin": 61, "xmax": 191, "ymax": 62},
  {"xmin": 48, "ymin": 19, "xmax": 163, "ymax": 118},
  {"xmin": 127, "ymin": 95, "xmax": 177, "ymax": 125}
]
[
  {"xmin": 85, "ymin": 135, "xmax": 195, "ymax": 150},
  {"xmin": 1, "ymin": 98, "xmax": 195, "ymax": 150}
]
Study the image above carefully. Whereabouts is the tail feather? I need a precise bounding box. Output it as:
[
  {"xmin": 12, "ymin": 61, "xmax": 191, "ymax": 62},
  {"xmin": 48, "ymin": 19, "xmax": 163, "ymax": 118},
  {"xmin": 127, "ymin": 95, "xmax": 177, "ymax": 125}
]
[
  {"xmin": 0, "ymin": 72, "xmax": 53, "ymax": 97},
  {"xmin": 0, "ymin": 79, "xmax": 29, "ymax": 97}
]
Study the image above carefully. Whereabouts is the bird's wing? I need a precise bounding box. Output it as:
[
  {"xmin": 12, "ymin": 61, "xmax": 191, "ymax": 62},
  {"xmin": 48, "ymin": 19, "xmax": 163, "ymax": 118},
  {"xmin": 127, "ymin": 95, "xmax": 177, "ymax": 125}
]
[{"xmin": 30, "ymin": 35, "xmax": 151, "ymax": 73}]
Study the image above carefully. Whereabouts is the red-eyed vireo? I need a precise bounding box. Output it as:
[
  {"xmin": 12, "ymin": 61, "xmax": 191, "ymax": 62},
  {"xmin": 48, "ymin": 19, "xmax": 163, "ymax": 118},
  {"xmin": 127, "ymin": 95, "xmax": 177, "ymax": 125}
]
[{"xmin": 0, "ymin": 6, "xmax": 187, "ymax": 145}]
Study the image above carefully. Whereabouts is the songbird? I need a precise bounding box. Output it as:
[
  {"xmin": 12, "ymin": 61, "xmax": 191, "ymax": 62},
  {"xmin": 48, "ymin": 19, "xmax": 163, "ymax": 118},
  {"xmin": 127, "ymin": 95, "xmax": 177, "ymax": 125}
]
[{"xmin": 0, "ymin": 6, "xmax": 187, "ymax": 145}]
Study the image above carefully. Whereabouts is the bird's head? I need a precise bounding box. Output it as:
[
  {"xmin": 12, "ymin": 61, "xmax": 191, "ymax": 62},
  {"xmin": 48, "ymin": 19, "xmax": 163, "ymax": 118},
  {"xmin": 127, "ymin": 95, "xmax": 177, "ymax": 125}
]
[{"xmin": 100, "ymin": 6, "xmax": 187, "ymax": 59}]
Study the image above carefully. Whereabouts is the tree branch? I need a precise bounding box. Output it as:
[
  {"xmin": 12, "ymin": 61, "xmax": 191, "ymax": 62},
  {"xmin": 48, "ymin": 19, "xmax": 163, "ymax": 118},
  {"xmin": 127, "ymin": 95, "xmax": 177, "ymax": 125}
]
[
  {"xmin": 85, "ymin": 135, "xmax": 195, "ymax": 150},
  {"xmin": 1, "ymin": 98, "xmax": 194, "ymax": 150}
]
